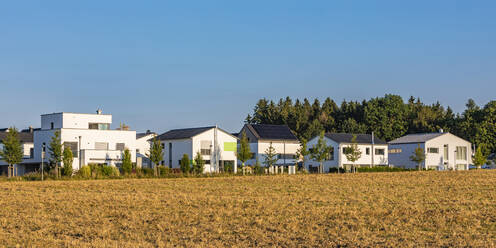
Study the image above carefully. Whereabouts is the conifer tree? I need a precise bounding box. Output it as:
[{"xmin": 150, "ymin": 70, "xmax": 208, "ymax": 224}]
[
  {"xmin": 194, "ymin": 152, "xmax": 205, "ymax": 174},
  {"xmin": 122, "ymin": 148, "xmax": 132, "ymax": 174},
  {"xmin": 49, "ymin": 130, "xmax": 62, "ymax": 178},
  {"xmin": 180, "ymin": 154, "xmax": 190, "ymax": 173},
  {"xmin": 62, "ymin": 146, "xmax": 73, "ymax": 176},
  {"xmin": 263, "ymin": 142, "xmax": 278, "ymax": 168},
  {"xmin": 147, "ymin": 137, "xmax": 164, "ymax": 176},
  {"xmin": 237, "ymin": 131, "xmax": 251, "ymax": 170}
]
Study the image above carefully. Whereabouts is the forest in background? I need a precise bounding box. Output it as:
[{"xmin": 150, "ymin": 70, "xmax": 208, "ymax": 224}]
[{"xmin": 245, "ymin": 95, "xmax": 496, "ymax": 155}]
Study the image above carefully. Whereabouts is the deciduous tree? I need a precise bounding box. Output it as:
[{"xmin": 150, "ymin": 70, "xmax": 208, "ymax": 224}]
[{"xmin": 0, "ymin": 127, "xmax": 23, "ymax": 177}]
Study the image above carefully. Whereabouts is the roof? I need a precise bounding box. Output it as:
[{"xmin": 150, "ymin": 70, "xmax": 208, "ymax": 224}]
[
  {"xmin": 388, "ymin": 133, "xmax": 446, "ymax": 144},
  {"xmin": 157, "ymin": 126, "xmax": 237, "ymax": 140},
  {"xmin": 244, "ymin": 124, "xmax": 298, "ymax": 141},
  {"xmin": 0, "ymin": 131, "xmax": 34, "ymax": 143},
  {"xmin": 324, "ymin": 133, "xmax": 387, "ymax": 145},
  {"xmin": 136, "ymin": 132, "xmax": 156, "ymax": 139},
  {"xmin": 41, "ymin": 112, "xmax": 112, "ymax": 116}
]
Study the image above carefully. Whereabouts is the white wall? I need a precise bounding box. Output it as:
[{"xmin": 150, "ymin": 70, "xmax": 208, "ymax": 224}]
[
  {"xmin": 136, "ymin": 134, "xmax": 156, "ymax": 167},
  {"xmin": 41, "ymin": 113, "xmax": 111, "ymax": 130},
  {"xmin": 388, "ymin": 133, "xmax": 472, "ymax": 170},
  {"xmin": 242, "ymin": 140, "xmax": 300, "ymax": 166},
  {"xmin": 33, "ymin": 129, "xmax": 136, "ymax": 170},
  {"xmin": 305, "ymin": 136, "xmax": 388, "ymax": 172},
  {"xmin": 162, "ymin": 128, "xmax": 238, "ymax": 173}
]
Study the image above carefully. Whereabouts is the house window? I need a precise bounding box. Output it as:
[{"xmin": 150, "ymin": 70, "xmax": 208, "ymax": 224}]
[
  {"xmin": 389, "ymin": 148, "xmax": 402, "ymax": 154},
  {"xmin": 444, "ymin": 145, "xmax": 449, "ymax": 160},
  {"xmin": 161, "ymin": 143, "xmax": 165, "ymax": 149},
  {"xmin": 64, "ymin": 142, "xmax": 78, "ymax": 158},
  {"xmin": 89, "ymin": 123, "xmax": 110, "ymax": 130},
  {"xmin": 326, "ymin": 147, "xmax": 334, "ymax": 161},
  {"xmin": 427, "ymin": 148, "xmax": 439, "ymax": 154},
  {"xmin": 250, "ymin": 153, "xmax": 256, "ymax": 159},
  {"xmin": 30, "ymin": 148, "xmax": 34, "ymax": 158},
  {"xmin": 116, "ymin": 143, "xmax": 125, "ymax": 151},
  {"xmin": 456, "ymin": 146, "xmax": 467, "ymax": 160},
  {"xmin": 136, "ymin": 149, "xmax": 140, "ymax": 154},
  {"xmin": 278, "ymin": 154, "xmax": 296, "ymax": 160},
  {"xmin": 343, "ymin": 147, "xmax": 352, "ymax": 154},
  {"xmin": 366, "ymin": 148, "xmax": 370, "ymax": 155},
  {"xmin": 95, "ymin": 142, "xmax": 109, "ymax": 150},
  {"xmin": 201, "ymin": 149, "xmax": 211, "ymax": 155},
  {"xmin": 51, "ymin": 122, "xmax": 54, "ymax": 129},
  {"xmin": 89, "ymin": 123, "xmax": 98, "ymax": 130},
  {"xmin": 375, "ymin": 148, "xmax": 385, "ymax": 155}
]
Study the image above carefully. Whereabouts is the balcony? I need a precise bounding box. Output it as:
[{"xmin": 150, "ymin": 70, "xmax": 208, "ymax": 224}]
[{"xmin": 81, "ymin": 149, "xmax": 124, "ymax": 164}]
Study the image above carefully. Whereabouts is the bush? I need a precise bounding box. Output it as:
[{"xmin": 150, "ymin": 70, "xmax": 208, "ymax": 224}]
[
  {"xmin": 357, "ymin": 166, "xmax": 411, "ymax": 173},
  {"xmin": 23, "ymin": 172, "xmax": 42, "ymax": 181},
  {"xmin": 142, "ymin": 168, "xmax": 155, "ymax": 176},
  {"xmin": 78, "ymin": 166, "xmax": 91, "ymax": 178},
  {"xmin": 101, "ymin": 165, "xmax": 120, "ymax": 177},
  {"xmin": 158, "ymin": 166, "xmax": 170, "ymax": 177}
]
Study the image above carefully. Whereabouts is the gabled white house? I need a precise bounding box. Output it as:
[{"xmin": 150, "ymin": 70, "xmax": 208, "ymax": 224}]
[
  {"xmin": 135, "ymin": 131, "xmax": 157, "ymax": 168},
  {"xmin": 0, "ymin": 128, "xmax": 38, "ymax": 175},
  {"xmin": 305, "ymin": 133, "xmax": 388, "ymax": 173},
  {"xmin": 157, "ymin": 126, "xmax": 238, "ymax": 173},
  {"xmin": 388, "ymin": 131, "xmax": 472, "ymax": 170},
  {"xmin": 237, "ymin": 124, "xmax": 300, "ymax": 167},
  {"xmin": 33, "ymin": 111, "xmax": 136, "ymax": 170}
]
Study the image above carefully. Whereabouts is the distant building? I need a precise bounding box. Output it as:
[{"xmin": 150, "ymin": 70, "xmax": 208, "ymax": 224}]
[
  {"xmin": 237, "ymin": 124, "xmax": 300, "ymax": 167},
  {"xmin": 135, "ymin": 131, "xmax": 157, "ymax": 168},
  {"xmin": 388, "ymin": 131, "xmax": 472, "ymax": 170},
  {"xmin": 33, "ymin": 111, "xmax": 137, "ymax": 171},
  {"xmin": 305, "ymin": 133, "xmax": 388, "ymax": 173},
  {"xmin": 0, "ymin": 128, "xmax": 37, "ymax": 175},
  {"xmin": 157, "ymin": 126, "xmax": 238, "ymax": 173}
]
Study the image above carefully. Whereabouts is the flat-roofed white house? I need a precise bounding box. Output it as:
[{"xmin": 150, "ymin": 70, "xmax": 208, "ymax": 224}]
[
  {"xmin": 0, "ymin": 128, "xmax": 38, "ymax": 176},
  {"xmin": 157, "ymin": 126, "xmax": 238, "ymax": 173},
  {"xmin": 388, "ymin": 131, "xmax": 472, "ymax": 170},
  {"xmin": 135, "ymin": 131, "xmax": 157, "ymax": 168},
  {"xmin": 305, "ymin": 133, "xmax": 388, "ymax": 173},
  {"xmin": 33, "ymin": 111, "xmax": 137, "ymax": 170},
  {"xmin": 237, "ymin": 124, "xmax": 300, "ymax": 167}
]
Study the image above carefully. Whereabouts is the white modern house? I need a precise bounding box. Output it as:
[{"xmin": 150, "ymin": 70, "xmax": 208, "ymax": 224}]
[
  {"xmin": 305, "ymin": 133, "xmax": 388, "ymax": 173},
  {"xmin": 135, "ymin": 131, "xmax": 157, "ymax": 168},
  {"xmin": 237, "ymin": 124, "xmax": 300, "ymax": 167},
  {"xmin": 33, "ymin": 111, "xmax": 136, "ymax": 170},
  {"xmin": 0, "ymin": 128, "xmax": 38, "ymax": 175},
  {"xmin": 388, "ymin": 131, "xmax": 472, "ymax": 170},
  {"xmin": 157, "ymin": 126, "xmax": 238, "ymax": 173}
]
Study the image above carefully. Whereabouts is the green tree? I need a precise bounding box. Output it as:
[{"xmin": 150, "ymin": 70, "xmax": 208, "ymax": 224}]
[
  {"xmin": 410, "ymin": 144, "xmax": 426, "ymax": 171},
  {"xmin": 344, "ymin": 135, "xmax": 362, "ymax": 173},
  {"xmin": 295, "ymin": 138, "xmax": 310, "ymax": 171},
  {"xmin": 0, "ymin": 127, "xmax": 23, "ymax": 177},
  {"xmin": 473, "ymin": 145, "xmax": 487, "ymax": 169},
  {"xmin": 193, "ymin": 152, "xmax": 205, "ymax": 174},
  {"xmin": 62, "ymin": 146, "xmax": 73, "ymax": 176},
  {"xmin": 237, "ymin": 131, "xmax": 252, "ymax": 170},
  {"xmin": 309, "ymin": 131, "xmax": 332, "ymax": 173},
  {"xmin": 180, "ymin": 154, "xmax": 190, "ymax": 173},
  {"xmin": 147, "ymin": 137, "xmax": 164, "ymax": 176},
  {"xmin": 49, "ymin": 130, "xmax": 63, "ymax": 178},
  {"xmin": 122, "ymin": 148, "xmax": 132, "ymax": 174},
  {"xmin": 263, "ymin": 142, "xmax": 278, "ymax": 169}
]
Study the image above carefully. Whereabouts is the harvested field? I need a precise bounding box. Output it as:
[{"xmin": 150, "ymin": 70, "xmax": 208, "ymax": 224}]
[{"xmin": 1, "ymin": 171, "xmax": 495, "ymax": 247}]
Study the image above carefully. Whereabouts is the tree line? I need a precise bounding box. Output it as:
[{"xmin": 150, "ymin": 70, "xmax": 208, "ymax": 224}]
[{"xmin": 245, "ymin": 94, "xmax": 496, "ymax": 155}]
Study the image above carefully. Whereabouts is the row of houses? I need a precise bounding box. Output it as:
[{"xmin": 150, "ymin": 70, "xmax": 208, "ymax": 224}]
[{"xmin": 0, "ymin": 110, "xmax": 473, "ymax": 176}]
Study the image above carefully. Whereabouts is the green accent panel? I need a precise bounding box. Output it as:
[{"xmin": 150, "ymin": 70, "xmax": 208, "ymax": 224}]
[{"xmin": 224, "ymin": 142, "xmax": 237, "ymax": 152}]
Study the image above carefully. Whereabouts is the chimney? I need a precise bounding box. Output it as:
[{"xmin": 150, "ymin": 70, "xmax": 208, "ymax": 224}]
[
  {"xmin": 96, "ymin": 109, "xmax": 102, "ymax": 115},
  {"xmin": 29, "ymin": 126, "xmax": 33, "ymax": 133}
]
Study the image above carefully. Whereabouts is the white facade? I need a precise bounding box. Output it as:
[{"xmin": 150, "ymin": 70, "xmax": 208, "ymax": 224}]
[
  {"xmin": 33, "ymin": 112, "xmax": 136, "ymax": 171},
  {"xmin": 161, "ymin": 127, "xmax": 238, "ymax": 173},
  {"xmin": 305, "ymin": 135, "xmax": 388, "ymax": 173},
  {"xmin": 389, "ymin": 133, "xmax": 472, "ymax": 170},
  {"xmin": 136, "ymin": 132, "xmax": 157, "ymax": 168},
  {"xmin": 243, "ymin": 141, "xmax": 300, "ymax": 167}
]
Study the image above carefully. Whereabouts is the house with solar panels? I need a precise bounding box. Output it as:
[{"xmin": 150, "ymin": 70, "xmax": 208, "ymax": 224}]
[
  {"xmin": 157, "ymin": 126, "xmax": 238, "ymax": 173},
  {"xmin": 237, "ymin": 124, "xmax": 300, "ymax": 168},
  {"xmin": 305, "ymin": 133, "xmax": 388, "ymax": 173},
  {"xmin": 388, "ymin": 131, "xmax": 472, "ymax": 170}
]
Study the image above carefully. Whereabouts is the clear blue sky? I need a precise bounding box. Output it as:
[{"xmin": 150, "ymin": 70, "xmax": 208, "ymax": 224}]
[{"xmin": 1, "ymin": 1, "xmax": 494, "ymax": 133}]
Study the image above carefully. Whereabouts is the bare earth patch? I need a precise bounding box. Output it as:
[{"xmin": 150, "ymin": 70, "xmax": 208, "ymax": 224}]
[{"xmin": 1, "ymin": 171, "xmax": 495, "ymax": 247}]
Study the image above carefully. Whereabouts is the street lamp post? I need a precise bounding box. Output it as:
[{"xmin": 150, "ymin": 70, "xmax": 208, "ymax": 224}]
[{"xmin": 41, "ymin": 143, "xmax": 45, "ymax": 181}]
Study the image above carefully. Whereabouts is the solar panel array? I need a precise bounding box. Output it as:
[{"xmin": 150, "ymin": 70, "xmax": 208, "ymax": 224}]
[{"xmin": 250, "ymin": 124, "xmax": 298, "ymax": 140}]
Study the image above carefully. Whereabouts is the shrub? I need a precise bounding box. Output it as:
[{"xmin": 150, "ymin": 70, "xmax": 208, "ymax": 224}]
[
  {"xmin": 357, "ymin": 166, "xmax": 411, "ymax": 173},
  {"xmin": 180, "ymin": 154, "xmax": 190, "ymax": 173},
  {"xmin": 101, "ymin": 165, "xmax": 120, "ymax": 177},
  {"xmin": 23, "ymin": 172, "xmax": 42, "ymax": 181},
  {"xmin": 77, "ymin": 166, "xmax": 91, "ymax": 179},
  {"xmin": 142, "ymin": 168, "xmax": 155, "ymax": 176},
  {"xmin": 158, "ymin": 166, "xmax": 170, "ymax": 177}
]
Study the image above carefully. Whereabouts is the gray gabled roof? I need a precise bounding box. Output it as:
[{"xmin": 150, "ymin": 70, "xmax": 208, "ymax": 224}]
[
  {"xmin": 0, "ymin": 131, "xmax": 34, "ymax": 143},
  {"xmin": 244, "ymin": 124, "xmax": 298, "ymax": 141},
  {"xmin": 388, "ymin": 133, "xmax": 446, "ymax": 144},
  {"xmin": 324, "ymin": 133, "xmax": 387, "ymax": 145},
  {"xmin": 157, "ymin": 126, "xmax": 238, "ymax": 141}
]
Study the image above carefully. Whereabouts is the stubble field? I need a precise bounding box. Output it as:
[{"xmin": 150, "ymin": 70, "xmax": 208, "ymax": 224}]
[{"xmin": 0, "ymin": 171, "xmax": 495, "ymax": 247}]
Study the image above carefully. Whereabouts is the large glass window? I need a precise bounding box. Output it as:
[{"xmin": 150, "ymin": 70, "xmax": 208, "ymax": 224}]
[
  {"xmin": 427, "ymin": 148, "xmax": 439, "ymax": 154},
  {"xmin": 116, "ymin": 143, "xmax": 125, "ymax": 151},
  {"xmin": 64, "ymin": 142, "xmax": 78, "ymax": 158},
  {"xmin": 89, "ymin": 123, "xmax": 110, "ymax": 130},
  {"xmin": 95, "ymin": 142, "xmax": 109, "ymax": 150},
  {"xmin": 456, "ymin": 146, "xmax": 467, "ymax": 160},
  {"xmin": 375, "ymin": 148, "xmax": 385, "ymax": 155}
]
